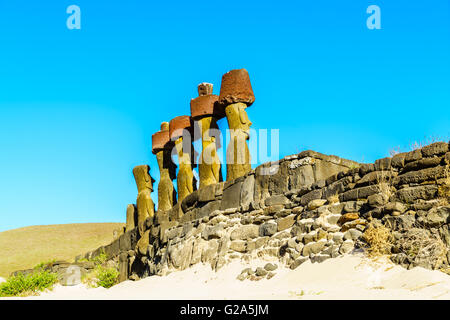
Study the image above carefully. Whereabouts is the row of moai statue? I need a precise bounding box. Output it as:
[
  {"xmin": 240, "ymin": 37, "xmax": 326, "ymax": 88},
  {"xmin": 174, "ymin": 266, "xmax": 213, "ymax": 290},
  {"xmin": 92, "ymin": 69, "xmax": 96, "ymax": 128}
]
[{"xmin": 126, "ymin": 69, "xmax": 255, "ymax": 234}]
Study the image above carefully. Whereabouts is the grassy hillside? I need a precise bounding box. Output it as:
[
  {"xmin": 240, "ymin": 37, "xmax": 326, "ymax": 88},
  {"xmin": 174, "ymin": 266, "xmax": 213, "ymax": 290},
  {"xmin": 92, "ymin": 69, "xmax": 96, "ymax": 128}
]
[{"xmin": 0, "ymin": 223, "xmax": 124, "ymax": 278}]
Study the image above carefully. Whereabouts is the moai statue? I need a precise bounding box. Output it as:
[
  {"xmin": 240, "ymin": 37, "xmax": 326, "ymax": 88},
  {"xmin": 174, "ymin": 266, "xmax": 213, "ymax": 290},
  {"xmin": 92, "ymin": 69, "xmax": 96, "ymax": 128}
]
[
  {"xmin": 152, "ymin": 122, "xmax": 177, "ymax": 212},
  {"xmin": 169, "ymin": 116, "xmax": 197, "ymax": 204},
  {"xmin": 190, "ymin": 83, "xmax": 224, "ymax": 188},
  {"xmin": 132, "ymin": 165, "xmax": 155, "ymax": 236},
  {"xmin": 218, "ymin": 69, "xmax": 255, "ymax": 181},
  {"xmin": 125, "ymin": 204, "xmax": 137, "ymax": 232}
]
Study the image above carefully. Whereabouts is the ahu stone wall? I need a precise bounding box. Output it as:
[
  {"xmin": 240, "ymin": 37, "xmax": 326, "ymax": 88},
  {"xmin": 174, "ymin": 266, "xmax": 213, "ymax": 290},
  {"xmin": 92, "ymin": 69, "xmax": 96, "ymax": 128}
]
[{"xmin": 78, "ymin": 142, "xmax": 450, "ymax": 282}]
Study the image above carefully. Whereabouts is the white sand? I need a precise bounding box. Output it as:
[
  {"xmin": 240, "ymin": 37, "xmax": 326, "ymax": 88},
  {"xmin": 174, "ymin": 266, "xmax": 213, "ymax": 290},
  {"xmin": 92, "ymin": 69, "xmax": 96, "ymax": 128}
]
[{"xmin": 3, "ymin": 253, "xmax": 450, "ymax": 300}]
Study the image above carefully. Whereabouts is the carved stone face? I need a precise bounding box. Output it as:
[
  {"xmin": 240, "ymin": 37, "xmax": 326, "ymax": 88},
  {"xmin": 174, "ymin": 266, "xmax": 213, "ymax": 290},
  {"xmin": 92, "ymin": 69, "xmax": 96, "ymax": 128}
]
[
  {"xmin": 133, "ymin": 165, "xmax": 154, "ymax": 192},
  {"xmin": 225, "ymin": 102, "xmax": 252, "ymax": 138}
]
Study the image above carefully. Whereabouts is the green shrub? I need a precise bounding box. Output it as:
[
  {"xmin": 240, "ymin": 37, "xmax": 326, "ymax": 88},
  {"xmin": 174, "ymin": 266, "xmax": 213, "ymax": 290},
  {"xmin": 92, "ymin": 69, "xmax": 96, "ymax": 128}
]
[
  {"xmin": 91, "ymin": 253, "xmax": 108, "ymax": 266},
  {"xmin": 0, "ymin": 270, "xmax": 58, "ymax": 297},
  {"xmin": 96, "ymin": 266, "xmax": 119, "ymax": 289}
]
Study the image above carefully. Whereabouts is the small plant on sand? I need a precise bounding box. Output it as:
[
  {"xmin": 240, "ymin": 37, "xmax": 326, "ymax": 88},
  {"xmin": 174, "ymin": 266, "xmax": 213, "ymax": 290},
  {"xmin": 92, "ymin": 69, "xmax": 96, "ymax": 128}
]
[
  {"xmin": 0, "ymin": 270, "xmax": 58, "ymax": 297},
  {"xmin": 80, "ymin": 251, "xmax": 118, "ymax": 289},
  {"xmin": 362, "ymin": 223, "xmax": 392, "ymax": 258},
  {"xmin": 82, "ymin": 265, "xmax": 119, "ymax": 289}
]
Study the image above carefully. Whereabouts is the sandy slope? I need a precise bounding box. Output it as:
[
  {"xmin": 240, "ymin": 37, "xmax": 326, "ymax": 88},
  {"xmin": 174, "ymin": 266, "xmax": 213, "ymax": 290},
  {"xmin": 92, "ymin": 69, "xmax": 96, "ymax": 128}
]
[{"xmin": 4, "ymin": 253, "xmax": 450, "ymax": 300}]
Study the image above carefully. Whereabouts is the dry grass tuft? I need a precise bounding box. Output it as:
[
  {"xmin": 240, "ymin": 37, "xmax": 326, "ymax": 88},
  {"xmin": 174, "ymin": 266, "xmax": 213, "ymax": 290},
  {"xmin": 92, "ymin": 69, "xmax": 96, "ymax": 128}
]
[
  {"xmin": 363, "ymin": 223, "xmax": 392, "ymax": 258},
  {"xmin": 397, "ymin": 227, "xmax": 447, "ymax": 270},
  {"xmin": 375, "ymin": 170, "xmax": 394, "ymax": 201}
]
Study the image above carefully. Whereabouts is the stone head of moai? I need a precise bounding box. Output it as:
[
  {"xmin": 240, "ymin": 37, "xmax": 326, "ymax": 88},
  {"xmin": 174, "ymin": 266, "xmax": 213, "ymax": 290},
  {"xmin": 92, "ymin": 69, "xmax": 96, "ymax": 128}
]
[
  {"xmin": 169, "ymin": 115, "xmax": 197, "ymax": 204},
  {"xmin": 191, "ymin": 83, "xmax": 224, "ymax": 188},
  {"xmin": 132, "ymin": 164, "xmax": 154, "ymax": 192},
  {"xmin": 152, "ymin": 122, "xmax": 176, "ymax": 212},
  {"xmin": 219, "ymin": 69, "xmax": 255, "ymax": 181}
]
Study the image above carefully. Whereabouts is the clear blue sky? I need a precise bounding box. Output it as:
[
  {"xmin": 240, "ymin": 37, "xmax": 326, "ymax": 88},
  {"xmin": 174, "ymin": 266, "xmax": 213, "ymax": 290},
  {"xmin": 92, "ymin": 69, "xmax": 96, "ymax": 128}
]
[{"xmin": 0, "ymin": 1, "xmax": 449, "ymax": 232}]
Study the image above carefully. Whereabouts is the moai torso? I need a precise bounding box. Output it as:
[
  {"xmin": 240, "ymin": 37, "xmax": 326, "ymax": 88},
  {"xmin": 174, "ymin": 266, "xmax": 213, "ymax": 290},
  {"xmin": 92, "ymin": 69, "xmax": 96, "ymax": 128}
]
[
  {"xmin": 175, "ymin": 137, "xmax": 196, "ymax": 202},
  {"xmin": 198, "ymin": 116, "xmax": 221, "ymax": 188},
  {"xmin": 225, "ymin": 102, "xmax": 252, "ymax": 181},
  {"xmin": 152, "ymin": 122, "xmax": 176, "ymax": 213},
  {"xmin": 156, "ymin": 149, "xmax": 176, "ymax": 211},
  {"xmin": 133, "ymin": 165, "xmax": 155, "ymax": 236},
  {"xmin": 191, "ymin": 82, "xmax": 223, "ymax": 188},
  {"xmin": 219, "ymin": 69, "xmax": 255, "ymax": 181}
]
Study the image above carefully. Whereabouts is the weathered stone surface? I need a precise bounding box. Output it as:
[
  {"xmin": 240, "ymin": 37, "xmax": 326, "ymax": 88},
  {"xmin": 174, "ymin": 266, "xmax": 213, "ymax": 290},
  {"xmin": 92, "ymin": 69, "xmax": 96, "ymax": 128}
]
[
  {"xmin": 259, "ymin": 222, "xmax": 278, "ymax": 236},
  {"xmin": 277, "ymin": 215, "xmax": 296, "ymax": 232},
  {"xmin": 395, "ymin": 185, "xmax": 439, "ymax": 203},
  {"xmin": 338, "ymin": 213, "xmax": 359, "ymax": 225},
  {"xmin": 118, "ymin": 252, "xmax": 128, "ymax": 283},
  {"xmin": 196, "ymin": 200, "xmax": 221, "ymax": 220},
  {"xmin": 307, "ymin": 199, "xmax": 327, "ymax": 210},
  {"xmin": 230, "ymin": 225, "xmax": 260, "ymax": 240},
  {"xmin": 421, "ymin": 142, "xmax": 449, "ymax": 157},
  {"xmin": 311, "ymin": 254, "xmax": 331, "ymax": 263},
  {"xmin": 394, "ymin": 166, "xmax": 445, "ymax": 186},
  {"xmin": 268, "ymin": 161, "xmax": 290, "ymax": 195},
  {"xmin": 136, "ymin": 230, "xmax": 150, "ymax": 256},
  {"xmin": 368, "ymin": 193, "xmax": 387, "ymax": 207},
  {"xmin": 202, "ymin": 223, "xmax": 226, "ymax": 240},
  {"xmin": 391, "ymin": 153, "xmax": 407, "ymax": 168},
  {"xmin": 263, "ymin": 205, "xmax": 284, "ymax": 216},
  {"xmin": 302, "ymin": 239, "xmax": 327, "ymax": 256},
  {"xmin": 221, "ymin": 180, "xmax": 242, "ymax": 210},
  {"xmin": 265, "ymin": 195, "xmax": 290, "ymax": 207},
  {"xmin": 356, "ymin": 185, "xmax": 380, "ymax": 199},
  {"xmin": 402, "ymin": 157, "xmax": 443, "ymax": 173},
  {"xmin": 421, "ymin": 206, "xmax": 450, "ymax": 228},
  {"xmin": 255, "ymin": 267, "xmax": 268, "ymax": 277},
  {"xmin": 382, "ymin": 215, "xmax": 416, "ymax": 229},
  {"xmin": 181, "ymin": 190, "xmax": 199, "ymax": 213},
  {"xmin": 119, "ymin": 229, "xmax": 138, "ymax": 252},
  {"xmin": 339, "ymin": 189, "xmax": 358, "ymax": 202},
  {"xmin": 289, "ymin": 163, "xmax": 315, "ymax": 190},
  {"xmin": 247, "ymin": 237, "xmax": 269, "ymax": 251},
  {"xmin": 339, "ymin": 240, "xmax": 354, "ymax": 254},
  {"xmin": 230, "ymin": 240, "xmax": 247, "ymax": 253},
  {"xmin": 240, "ymin": 174, "xmax": 255, "ymax": 211},
  {"xmin": 356, "ymin": 171, "xmax": 395, "ymax": 188},
  {"xmin": 341, "ymin": 219, "xmax": 367, "ymax": 232},
  {"xmin": 384, "ymin": 202, "xmax": 407, "ymax": 214},
  {"xmin": 299, "ymin": 189, "xmax": 323, "ymax": 206},
  {"xmin": 126, "ymin": 204, "xmax": 137, "ymax": 232},
  {"xmin": 405, "ymin": 149, "xmax": 422, "ymax": 163},
  {"xmin": 344, "ymin": 229, "xmax": 362, "ymax": 241},
  {"xmin": 359, "ymin": 163, "xmax": 375, "ymax": 176},
  {"xmin": 375, "ymin": 157, "xmax": 392, "ymax": 171},
  {"xmin": 198, "ymin": 184, "xmax": 217, "ymax": 202},
  {"xmin": 60, "ymin": 265, "xmax": 82, "ymax": 286},
  {"xmin": 290, "ymin": 257, "xmax": 308, "ymax": 269}
]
